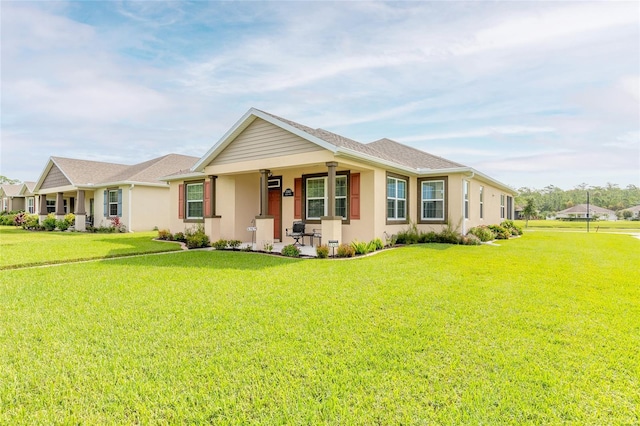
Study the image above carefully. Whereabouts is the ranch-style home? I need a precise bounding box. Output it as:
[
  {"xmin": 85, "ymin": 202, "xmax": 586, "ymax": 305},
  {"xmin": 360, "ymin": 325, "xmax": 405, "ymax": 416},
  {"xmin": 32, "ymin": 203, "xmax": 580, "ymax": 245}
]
[
  {"xmin": 33, "ymin": 154, "xmax": 198, "ymax": 231},
  {"xmin": 163, "ymin": 108, "xmax": 516, "ymax": 247},
  {"xmin": 1, "ymin": 182, "xmax": 38, "ymax": 213}
]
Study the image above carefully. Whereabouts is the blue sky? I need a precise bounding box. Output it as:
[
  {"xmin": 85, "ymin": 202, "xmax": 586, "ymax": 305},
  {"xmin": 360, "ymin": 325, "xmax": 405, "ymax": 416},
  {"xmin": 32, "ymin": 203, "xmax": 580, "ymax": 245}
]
[{"xmin": 1, "ymin": 1, "xmax": 638, "ymax": 190}]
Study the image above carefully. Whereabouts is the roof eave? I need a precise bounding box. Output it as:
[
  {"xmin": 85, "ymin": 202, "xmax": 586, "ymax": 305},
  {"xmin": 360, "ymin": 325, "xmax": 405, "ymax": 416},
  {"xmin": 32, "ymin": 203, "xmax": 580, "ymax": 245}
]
[
  {"xmin": 417, "ymin": 167, "xmax": 515, "ymax": 194},
  {"xmin": 159, "ymin": 172, "xmax": 206, "ymax": 182}
]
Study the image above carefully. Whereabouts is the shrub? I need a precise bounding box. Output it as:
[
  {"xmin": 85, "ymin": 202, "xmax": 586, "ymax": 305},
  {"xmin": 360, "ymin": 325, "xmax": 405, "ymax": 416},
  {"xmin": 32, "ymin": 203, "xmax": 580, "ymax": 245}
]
[
  {"xmin": 184, "ymin": 225, "xmax": 210, "ymax": 249},
  {"xmin": 281, "ymin": 244, "xmax": 301, "ymax": 257},
  {"xmin": 418, "ymin": 231, "xmax": 438, "ymax": 243},
  {"xmin": 228, "ymin": 240, "xmax": 242, "ymax": 250},
  {"xmin": 372, "ymin": 238, "xmax": 384, "ymax": 250},
  {"xmin": 501, "ymin": 220, "xmax": 523, "ymax": 236},
  {"xmin": 55, "ymin": 219, "xmax": 70, "ymax": 231},
  {"xmin": 110, "ymin": 216, "xmax": 126, "ymax": 233},
  {"xmin": 488, "ymin": 224, "xmax": 511, "ymax": 240},
  {"xmin": 460, "ymin": 234, "xmax": 481, "ymax": 245},
  {"xmin": 64, "ymin": 213, "xmax": 75, "ymax": 226},
  {"xmin": 336, "ymin": 243, "xmax": 355, "ymax": 258},
  {"xmin": 173, "ymin": 232, "xmax": 186, "ymax": 242},
  {"xmin": 468, "ymin": 225, "xmax": 493, "ymax": 242},
  {"xmin": 263, "ymin": 241, "xmax": 274, "ymax": 252},
  {"xmin": 22, "ymin": 214, "xmax": 40, "ymax": 230},
  {"xmin": 436, "ymin": 223, "xmax": 461, "ymax": 244},
  {"xmin": 212, "ymin": 239, "xmax": 228, "ymax": 250},
  {"xmin": 13, "ymin": 212, "xmax": 27, "ymax": 227},
  {"xmin": 0, "ymin": 213, "xmax": 17, "ymax": 226},
  {"xmin": 316, "ymin": 245, "xmax": 329, "ymax": 258},
  {"xmin": 396, "ymin": 222, "xmax": 420, "ymax": 244},
  {"xmin": 42, "ymin": 214, "xmax": 57, "ymax": 231},
  {"xmin": 351, "ymin": 240, "xmax": 373, "ymax": 255},
  {"xmin": 157, "ymin": 229, "xmax": 173, "ymax": 240}
]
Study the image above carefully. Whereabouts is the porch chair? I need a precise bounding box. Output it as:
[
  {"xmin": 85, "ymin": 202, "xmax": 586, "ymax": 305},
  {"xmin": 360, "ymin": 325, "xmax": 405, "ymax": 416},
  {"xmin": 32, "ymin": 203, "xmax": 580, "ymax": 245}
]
[{"xmin": 286, "ymin": 221, "xmax": 306, "ymax": 246}]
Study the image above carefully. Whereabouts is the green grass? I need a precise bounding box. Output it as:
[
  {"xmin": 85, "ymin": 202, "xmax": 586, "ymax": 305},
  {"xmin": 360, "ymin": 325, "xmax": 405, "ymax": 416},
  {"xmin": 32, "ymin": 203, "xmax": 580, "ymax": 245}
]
[
  {"xmin": 0, "ymin": 227, "xmax": 182, "ymax": 269},
  {"xmin": 523, "ymin": 219, "xmax": 640, "ymax": 231},
  {"xmin": 0, "ymin": 232, "xmax": 638, "ymax": 424}
]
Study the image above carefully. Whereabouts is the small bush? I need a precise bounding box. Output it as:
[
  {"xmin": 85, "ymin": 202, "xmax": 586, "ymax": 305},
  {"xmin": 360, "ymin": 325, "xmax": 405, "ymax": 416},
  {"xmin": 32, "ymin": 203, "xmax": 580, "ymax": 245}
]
[
  {"xmin": 316, "ymin": 245, "xmax": 329, "ymax": 258},
  {"xmin": 64, "ymin": 213, "xmax": 75, "ymax": 226},
  {"xmin": 436, "ymin": 223, "xmax": 461, "ymax": 244},
  {"xmin": 460, "ymin": 234, "xmax": 481, "ymax": 245},
  {"xmin": 42, "ymin": 214, "xmax": 57, "ymax": 231},
  {"xmin": 281, "ymin": 244, "xmax": 301, "ymax": 257},
  {"xmin": 501, "ymin": 220, "xmax": 523, "ymax": 236},
  {"xmin": 419, "ymin": 231, "xmax": 438, "ymax": 243},
  {"xmin": 488, "ymin": 224, "xmax": 511, "ymax": 240},
  {"xmin": 372, "ymin": 238, "xmax": 384, "ymax": 250},
  {"xmin": 184, "ymin": 225, "xmax": 210, "ymax": 249},
  {"xmin": 351, "ymin": 240, "xmax": 373, "ymax": 255},
  {"xmin": 212, "ymin": 239, "xmax": 228, "ymax": 250},
  {"xmin": 263, "ymin": 241, "xmax": 274, "ymax": 252},
  {"xmin": 396, "ymin": 223, "xmax": 420, "ymax": 245},
  {"xmin": 22, "ymin": 214, "xmax": 40, "ymax": 230},
  {"xmin": 336, "ymin": 243, "xmax": 355, "ymax": 258},
  {"xmin": 157, "ymin": 229, "xmax": 173, "ymax": 240},
  {"xmin": 468, "ymin": 225, "xmax": 493, "ymax": 242},
  {"xmin": 55, "ymin": 219, "xmax": 70, "ymax": 231},
  {"xmin": 228, "ymin": 240, "xmax": 242, "ymax": 250},
  {"xmin": 173, "ymin": 232, "xmax": 186, "ymax": 242}
]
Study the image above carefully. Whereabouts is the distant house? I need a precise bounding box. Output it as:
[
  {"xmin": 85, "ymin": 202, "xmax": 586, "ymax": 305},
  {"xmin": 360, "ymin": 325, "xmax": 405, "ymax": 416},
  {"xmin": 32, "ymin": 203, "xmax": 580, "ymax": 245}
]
[
  {"xmin": 33, "ymin": 154, "xmax": 198, "ymax": 231},
  {"xmin": 0, "ymin": 182, "xmax": 38, "ymax": 213},
  {"xmin": 162, "ymin": 108, "xmax": 517, "ymax": 246},
  {"xmin": 555, "ymin": 204, "xmax": 617, "ymax": 221},
  {"xmin": 621, "ymin": 205, "xmax": 640, "ymax": 219}
]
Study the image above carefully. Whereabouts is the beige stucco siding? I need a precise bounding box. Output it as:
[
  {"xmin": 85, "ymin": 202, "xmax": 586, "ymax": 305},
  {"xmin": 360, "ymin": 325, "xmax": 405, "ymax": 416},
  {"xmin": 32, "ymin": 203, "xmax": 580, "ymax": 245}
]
[
  {"xmin": 211, "ymin": 118, "xmax": 324, "ymax": 166},
  {"xmin": 129, "ymin": 185, "xmax": 171, "ymax": 231}
]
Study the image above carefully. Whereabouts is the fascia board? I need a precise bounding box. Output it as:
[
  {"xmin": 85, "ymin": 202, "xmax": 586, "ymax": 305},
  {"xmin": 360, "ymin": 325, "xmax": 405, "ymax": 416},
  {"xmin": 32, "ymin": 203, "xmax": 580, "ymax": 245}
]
[{"xmin": 159, "ymin": 172, "xmax": 206, "ymax": 182}]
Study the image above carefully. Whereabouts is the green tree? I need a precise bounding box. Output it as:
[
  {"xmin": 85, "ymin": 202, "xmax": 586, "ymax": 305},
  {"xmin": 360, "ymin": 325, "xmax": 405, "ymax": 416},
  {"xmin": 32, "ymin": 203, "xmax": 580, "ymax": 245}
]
[
  {"xmin": 522, "ymin": 198, "xmax": 536, "ymax": 227},
  {"xmin": 0, "ymin": 176, "xmax": 21, "ymax": 184}
]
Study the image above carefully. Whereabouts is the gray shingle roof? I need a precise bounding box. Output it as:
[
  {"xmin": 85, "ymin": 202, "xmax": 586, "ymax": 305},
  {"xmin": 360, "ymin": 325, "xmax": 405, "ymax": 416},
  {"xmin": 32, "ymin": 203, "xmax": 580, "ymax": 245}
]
[
  {"xmin": 556, "ymin": 204, "xmax": 616, "ymax": 215},
  {"xmin": 256, "ymin": 110, "xmax": 466, "ymax": 170},
  {"xmin": 50, "ymin": 154, "xmax": 199, "ymax": 186},
  {"xmin": 0, "ymin": 184, "xmax": 22, "ymax": 197}
]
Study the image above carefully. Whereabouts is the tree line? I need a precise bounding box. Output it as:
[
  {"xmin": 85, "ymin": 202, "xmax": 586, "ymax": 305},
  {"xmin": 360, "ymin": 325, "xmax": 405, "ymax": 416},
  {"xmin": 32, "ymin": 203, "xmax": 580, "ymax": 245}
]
[{"xmin": 515, "ymin": 183, "xmax": 640, "ymax": 216}]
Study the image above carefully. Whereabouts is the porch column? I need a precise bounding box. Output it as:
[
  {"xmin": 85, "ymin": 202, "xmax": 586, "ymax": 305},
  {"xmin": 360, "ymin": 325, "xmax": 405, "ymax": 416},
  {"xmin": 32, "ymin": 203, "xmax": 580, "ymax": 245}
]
[
  {"xmin": 204, "ymin": 175, "xmax": 221, "ymax": 242},
  {"xmin": 38, "ymin": 194, "xmax": 48, "ymax": 223},
  {"xmin": 208, "ymin": 175, "xmax": 217, "ymax": 217},
  {"xmin": 321, "ymin": 161, "xmax": 343, "ymax": 245},
  {"xmin": 256, "ymin": 169, "xmax": 274, "ymax": 249},
  {"xmin": 75, "ymin": 190, "xmax": 86, "ymax": 231},
  {"xmin": 55, "ymin": 192, "xmax": 65, "ymax": 220}
]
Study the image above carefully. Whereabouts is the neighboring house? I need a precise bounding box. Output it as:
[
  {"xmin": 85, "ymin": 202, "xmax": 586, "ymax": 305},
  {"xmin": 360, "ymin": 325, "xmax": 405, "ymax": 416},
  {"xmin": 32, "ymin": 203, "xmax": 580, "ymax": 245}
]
[
  {"xmin": 555, "ymin": 204, "xmax": 617, "ymax": 221},
  {"xmin": 0, "ymin": 183, "xmax": 24, "ymax": 212},
  {"xmin": 163, "ymin": 108, "xmax": 517, "ymax": 246},
  {"xmin": 18, "ymin": 182, "xmax": 39, "ymax": 214},
  {"xmin": 33, "ymin": 154, "xmax": 199, "ymax": 231},
  {"xmin": 621, "ymin": 205, "xmax": 640, "ymax": 219}
]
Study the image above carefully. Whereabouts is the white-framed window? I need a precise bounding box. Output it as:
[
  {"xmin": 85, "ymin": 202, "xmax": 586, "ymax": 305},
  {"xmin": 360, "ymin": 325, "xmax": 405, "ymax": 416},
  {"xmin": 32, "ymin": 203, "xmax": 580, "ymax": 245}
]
[
  {"xmin": 108, "ymin": 190, "xmax": 119, "ymax": 217},
  {"xmin": 387, "ymin": 176, "xmax": 407, "ymax": 221},
  {"xmin": 421, "ymin": 180, "xmax": 445, "ymax": 220},
  {"xmin": 2, "ymin": 198, "xmax": 7, "ymax": 211},
  {"xmin": 500, "ymin": 194, "xmax": 505, "ymax": 219},
  {"xmin": 479, "ymin": 186, "xmax": 484, "ymax": 219},
  {"xmin": 27, "ymin": 197, "xmax": 35, "ymax": 214},
  {"xmin": 464, "ymin": 180, "xmax": 469, "ymax": 219},
  {"xmin": 305, "ymin": 175, "xmax": 348, "ymax": 220},
  {"xmin": 186, "ymin": 182, "xmax": 204, "ymax": 219}
]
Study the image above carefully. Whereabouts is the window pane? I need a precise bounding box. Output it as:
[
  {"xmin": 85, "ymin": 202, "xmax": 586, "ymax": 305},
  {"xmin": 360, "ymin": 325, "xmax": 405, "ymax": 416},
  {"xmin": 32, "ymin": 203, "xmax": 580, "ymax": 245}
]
[
  {"xmin": 397, "ymin": 200, "xmax": 405, "ymax": 218},
  {"xmin": 109, "ymin": 190, "xmax": 118, "ymax": 203},
  {"xmin": 423, "ymin": 200, "xmax": 443, "ymax": 219},
  {"xmin": 335, "ymin": 176, "xmax": 347, "ymax": 197},
  {"xmin": 188, "ymin": 201, "xmax": 203, "ymax": 218},
  {"xmin": 387, "ymin": 178, "xmax": 396, "ymax": 198},
  {"xmin": 397, "ymin": 180, "xmax": 406, "ymax": 199},
  {"xmin": 109, "ymin": 204, "xmax": 118, "ymax": 216},
  {"xmin": 307, "ymin": 178, "xmax": 325, "ymax": 198},
  {"xmin": 187, "ymin": 184, "xmax": 203, "ymax": 201},
  {"xmin": 387, "ymin": 200, "xmax": 395, "ymax": 218},
  {"xmin": 308, "ymin": 199, "xmax": 324, "ymax": 218},
  {"xmin": 335, "ymin": 198, "xmax": 346, "ymax": 218}
]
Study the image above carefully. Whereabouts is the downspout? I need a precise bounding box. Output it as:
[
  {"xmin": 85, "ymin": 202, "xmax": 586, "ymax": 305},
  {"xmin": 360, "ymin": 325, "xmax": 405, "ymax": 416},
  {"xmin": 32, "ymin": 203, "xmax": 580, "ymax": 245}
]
[{"xmin": 129, "ymin": 184, "xmax": 134, "ymax": 232}]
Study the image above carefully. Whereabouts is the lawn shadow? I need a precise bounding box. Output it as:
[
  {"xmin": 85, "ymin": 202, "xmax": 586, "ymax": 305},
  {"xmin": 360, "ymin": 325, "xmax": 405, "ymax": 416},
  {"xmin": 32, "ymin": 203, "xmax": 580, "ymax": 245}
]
[{"xmin": 102, "ymin": 249, "xmax": 304, "ymax": 271}]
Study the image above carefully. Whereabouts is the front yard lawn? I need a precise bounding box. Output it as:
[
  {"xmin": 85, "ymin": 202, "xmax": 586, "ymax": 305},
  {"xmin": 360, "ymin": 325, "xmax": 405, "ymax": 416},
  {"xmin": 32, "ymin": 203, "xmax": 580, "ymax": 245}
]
[
  {"xmin": 0, "ymin": 227, "xmax": 182, "ymax": 269},
  {"xmin": 0, "ymin": 231, "xmax": 638, "ymax": 424}
]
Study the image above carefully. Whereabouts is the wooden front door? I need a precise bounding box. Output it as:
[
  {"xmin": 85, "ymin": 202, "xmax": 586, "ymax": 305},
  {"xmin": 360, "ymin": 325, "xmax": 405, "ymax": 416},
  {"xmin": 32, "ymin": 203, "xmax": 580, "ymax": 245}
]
[{"xmin": 268, "ymin": 188, "xmax": 282, "ymax": 240}]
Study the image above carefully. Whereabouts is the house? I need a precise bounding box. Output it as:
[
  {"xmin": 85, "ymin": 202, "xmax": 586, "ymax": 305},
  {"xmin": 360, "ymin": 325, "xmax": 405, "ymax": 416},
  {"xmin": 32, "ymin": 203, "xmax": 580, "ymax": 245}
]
[
  {"xmin": 163, "ymin": 108, "xmax": 516, "ymax": 247},
  {"xmin": 555, "ymin": 204, "xmax": 617, "ymax": 221},
  {"xmin": 33, "ymin": 154, "xmax": 199, "ymax": 231},
  {"xmin": 1, "ymin": 184, "xmax": 24, "ymax": 212},
  {"xmin": 621, "ymin": 205, "xmax": 640, "ymax": 219}
]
